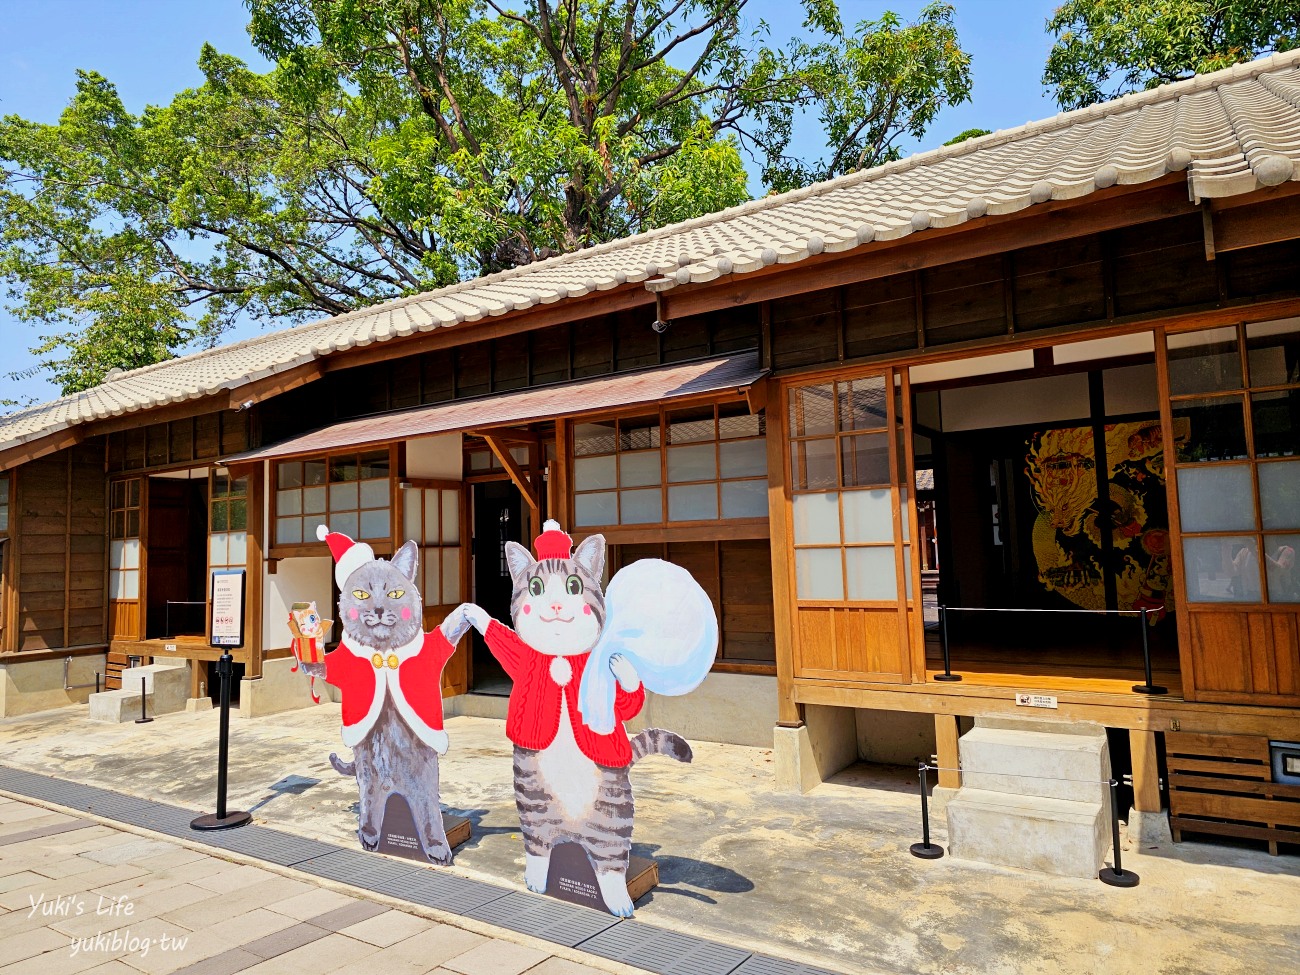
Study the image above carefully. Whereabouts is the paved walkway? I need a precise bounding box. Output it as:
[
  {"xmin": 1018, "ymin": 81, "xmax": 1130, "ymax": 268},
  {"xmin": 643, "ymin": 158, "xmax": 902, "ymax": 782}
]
[
  {"xmin": 2, "ymin": 705, "xmax": 1298, "ymax": 975},
  {"xmin": 0, "ymin": 792, "xmax": 624, "ymax": 975}
]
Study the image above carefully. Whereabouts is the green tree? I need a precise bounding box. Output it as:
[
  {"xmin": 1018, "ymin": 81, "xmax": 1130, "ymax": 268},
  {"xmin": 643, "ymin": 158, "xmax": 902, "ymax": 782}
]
[
  {"xmin": 2, "ymin": 0, "xmax": 973, "ymax": 394},
  {"xmin": 1044, "ymin": 0, "xmax": 1300, "ymax": 110},
  {"xmin": 943, "ymin": 127, "xmax": 990, "ymax": 146}
]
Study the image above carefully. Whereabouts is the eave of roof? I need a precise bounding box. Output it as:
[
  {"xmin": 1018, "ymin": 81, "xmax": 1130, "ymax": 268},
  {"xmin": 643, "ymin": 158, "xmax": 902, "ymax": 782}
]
[{"xmin": 2, "ymin": 49, "xmax": 1299, "ymax": 461}]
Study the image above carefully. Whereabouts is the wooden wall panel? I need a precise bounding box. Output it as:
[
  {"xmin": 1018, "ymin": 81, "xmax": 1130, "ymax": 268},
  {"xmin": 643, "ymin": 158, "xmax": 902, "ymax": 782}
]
[
  {"xmin": 13, "ymin": 442, "xmax": 107, "ymax": 652},
  {"xmin": 1188, "ymin": 608, "xmax": 1300, "ymax": 705},
  {"xmin": 110, "ymin": 600, "xmax": 142, "ymax": 641},
  {"xmin": 793, "ymin": 606, "xmax": 907, "ymax": 683}
]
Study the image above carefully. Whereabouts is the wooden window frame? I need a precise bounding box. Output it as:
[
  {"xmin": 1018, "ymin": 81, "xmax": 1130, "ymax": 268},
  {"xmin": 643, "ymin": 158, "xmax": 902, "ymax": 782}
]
[
  {"xmin": 1165, "ymin": 321, "xmax": 1300, "ymax": 609},
  {"xmin": 270, "ymin": 445, "xmax": 399, "ymax": 559},
  {"xmin": 568, "ymin": 400, "xmax": 769, "ymax": 540}
]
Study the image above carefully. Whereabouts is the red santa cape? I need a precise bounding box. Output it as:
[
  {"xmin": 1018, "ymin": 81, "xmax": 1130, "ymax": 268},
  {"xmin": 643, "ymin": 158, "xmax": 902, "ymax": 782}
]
[
  {"xmin": 323, "ymin": 626, "xmax": 455, "ymax": 754},
  {"xmin": 316, "ymin": 524, "xmax": 454, "ymax": 754}
]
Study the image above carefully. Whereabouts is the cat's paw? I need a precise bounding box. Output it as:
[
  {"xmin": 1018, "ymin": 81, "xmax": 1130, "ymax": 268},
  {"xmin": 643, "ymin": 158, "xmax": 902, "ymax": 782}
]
[
  {"xmin": 451, "ymin": 603, "xmax": 491, "ymax": 635},
  {"xmin": 596, "ymin": 872, "xmax": 635, "ymax": 917},
  {"xmin": 609, "ymin": 653, "xmax": 641, "ymax": 693}
]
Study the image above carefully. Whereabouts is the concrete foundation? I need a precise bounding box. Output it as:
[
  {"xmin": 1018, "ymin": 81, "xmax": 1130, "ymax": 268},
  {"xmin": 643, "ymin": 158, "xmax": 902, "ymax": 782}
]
[
  {"xmin": 774, "ymin": 703, "xmax": 858, "ymax": 793},
  {"xmin": 0, "ymin": 653, "xmax": 106, "ymax": 717},
  {"xmin": 89, "ymin": 688, "xmax": 154, "ymax": 723},
  {"xmin": 945, "ymin": 717, "xmax": 1112, "ymax": 879},
  {"xmin": 856, "ymin": 708, "xmax": 937, "ymax": 766},
  {"xmin": 239, "ymin": 655, "xmax": 337, "ymax": 718},
  {"xmin": 1128, "ymin": 807, "xmax": 1174, "ymax": 847},
  {"xmin": 185, "ymin": 697, "xmax": 214, "ymax": 713}
]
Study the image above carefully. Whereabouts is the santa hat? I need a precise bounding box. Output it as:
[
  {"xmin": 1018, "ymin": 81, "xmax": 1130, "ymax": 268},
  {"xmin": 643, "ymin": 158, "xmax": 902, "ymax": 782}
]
[
  {"xmin": 317, "ymin": 524, "xmax": 375, "ymax": 587},
  {"xmin": 534, "ymin": 520, "xmax": 573, "ymax": 561}
]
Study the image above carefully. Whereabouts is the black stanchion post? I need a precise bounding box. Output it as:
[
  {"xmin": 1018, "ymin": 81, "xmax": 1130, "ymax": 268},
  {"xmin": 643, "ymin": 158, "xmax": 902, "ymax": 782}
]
[
  {"xmin": 94, "ymin": 672, "xmax": 100, "ymax": 695},
  {"xmin": 1132, "ymin": 607, "xmax": 1168, "ymax": 695},
  {"xmin": 191, "ymin": 650, "xmax": 251, "ymax": 831},
  {"xmin": 1099, "ymin": 779, "xmax": 1139, "ymax": 887},
  {"xmin": 934, "ymin": 605, "xmax": 961, "ymax": 682},
  {"xmin": 135, "ymin": 676, "xmax": 153, "ymax": 724},
  {"xmin": 910, "ymin": 764, "xmax": 945, "ymax": 859}
]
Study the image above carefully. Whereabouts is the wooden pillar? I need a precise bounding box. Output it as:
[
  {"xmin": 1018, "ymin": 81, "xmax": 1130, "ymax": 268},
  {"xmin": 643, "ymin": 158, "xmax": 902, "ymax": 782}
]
[
  {"xmin": 244, "ymin": 462, "xmax": 265, "ymax": 679},
  {"xmin": 1130, "ymin": 728, "xmax": 1162, "ymax": 812},
  {"xmin": 935, "ymin": 714, "xmax": 962, "ymax": 789},
  {"xmin": 552, "ymin": 419, "xmax": 570, "ymax": 527},
  {"xmin": 764, "ymin": 377, "xmax": 801, "ymax": 727}
]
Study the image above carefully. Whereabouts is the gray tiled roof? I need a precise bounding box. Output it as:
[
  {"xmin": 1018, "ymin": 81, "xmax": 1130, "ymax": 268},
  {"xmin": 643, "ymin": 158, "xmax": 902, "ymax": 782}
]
[{"xmin": 3, "ymin": 50, "xmax": 1299, "ymax": 458}]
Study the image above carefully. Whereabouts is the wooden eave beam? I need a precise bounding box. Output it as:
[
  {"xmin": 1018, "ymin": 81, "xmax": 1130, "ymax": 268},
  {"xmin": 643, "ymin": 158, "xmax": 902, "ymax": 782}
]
[
  {"xmin": 467, "ymin": 426, "xmax": 539, "ymax": 445},
  {"xmin": 482, "ymin": 433, "xmax": 540, "ymax": 519},
  {"xmin": 228, "ymin": 360, "xmax": 324, "ymax": 410},
  {"xmin": 744, "ymin": 380, "xmax": 768, "ymax": 415},
  {"xmin": 0, "ymin": 427, "xmax": 85, "ymax": 473},
  {"xmin": 322, "ymin": 283, "xmax": 654, "ymax": 374},
  {"xmin": 659, "ymin": 177, "xmax": 1197, "ymax": 321},
  {"xmin": 1207, "ymin": 184, "xmax": 1300, "ymax": 254}
]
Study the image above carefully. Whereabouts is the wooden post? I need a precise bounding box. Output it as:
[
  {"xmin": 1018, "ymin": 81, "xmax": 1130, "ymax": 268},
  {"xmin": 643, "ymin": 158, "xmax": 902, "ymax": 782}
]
[
  {"xmin": 1130, "ymin": 728, "xmax": 1162, "ymax": 813},
  {"xmin": 764, "ymin": 378, "xmax": 801, "ymax": 727},
  {"xmin": 935, "ymin": 715, "xmax": 962, "ymax": 790},
  {"xmin": 552, "ymin": 418, "xmax": 570, "ymax": 527},
  {"xmin": 244, "ymin": 462, "xmax": 265, "ymax": 680}
]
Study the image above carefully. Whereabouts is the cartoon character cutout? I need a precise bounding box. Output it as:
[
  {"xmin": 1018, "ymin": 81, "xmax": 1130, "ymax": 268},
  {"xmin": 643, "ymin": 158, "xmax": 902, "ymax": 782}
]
[
  {"xmin": 451, "ymin": 520, "xmax": 717, "ymax": 916},
  {"xmin": 297, "ymin": 525, "xmax": 459, "ymax": 864},
  {"xmin": 288, "ymin": 600, "xmax": 331, "ymax": 702}
]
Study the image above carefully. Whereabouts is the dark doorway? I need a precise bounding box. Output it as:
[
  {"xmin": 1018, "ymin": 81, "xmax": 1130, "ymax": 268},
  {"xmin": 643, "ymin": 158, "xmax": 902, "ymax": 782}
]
[
  {"xmin": 145, "ymin": 475, "xmax": 209, "ymax": 639},
  {"xmin": 471, "ymin": 480, "xmax": 523, "ymax": 695},
  {"xmin": 205, "ymin": 659, "xmax": 245, "ymax": 706}
]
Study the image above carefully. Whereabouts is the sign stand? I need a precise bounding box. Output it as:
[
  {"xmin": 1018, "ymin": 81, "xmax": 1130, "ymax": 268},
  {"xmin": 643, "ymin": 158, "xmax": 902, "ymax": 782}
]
[{"xmin": 193, "ymin": 569, "xmax": 252, "ymax": 832}]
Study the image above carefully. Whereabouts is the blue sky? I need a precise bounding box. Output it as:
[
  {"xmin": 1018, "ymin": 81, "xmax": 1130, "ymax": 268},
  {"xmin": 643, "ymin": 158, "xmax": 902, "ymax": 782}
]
[{"xmin": 0, "ymin": 0, "xmax": 1060, "ymax": 407}]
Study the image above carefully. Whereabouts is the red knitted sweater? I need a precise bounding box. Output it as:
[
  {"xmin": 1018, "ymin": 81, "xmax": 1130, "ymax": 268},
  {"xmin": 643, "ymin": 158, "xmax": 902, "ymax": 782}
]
[{"xmin": 485, "ymin": 620, "xmax": 645, "ymax": 768}]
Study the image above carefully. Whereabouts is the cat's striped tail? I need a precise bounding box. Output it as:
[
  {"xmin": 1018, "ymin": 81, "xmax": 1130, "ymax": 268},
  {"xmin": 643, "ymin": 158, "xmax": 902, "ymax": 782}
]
[
  {"xmin": 630, "ymin": 728, "xmax": 692, "ymax": 765},
  {"xmin": 329, "ymin": 752, "xmax": 356, "ymax": 776}
]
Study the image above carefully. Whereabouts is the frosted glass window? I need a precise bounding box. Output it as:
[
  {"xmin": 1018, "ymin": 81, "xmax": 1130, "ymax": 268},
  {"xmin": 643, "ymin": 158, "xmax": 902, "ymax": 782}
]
[
  {"xmin": 227, "ymin": 532, "xmax": 247, "ymax": 567},
  {"xmin": 667, "ymin": 444, "xmax": 717, "ymax": 482},
  {"xmin": 575, "ymin": 492, "xmax": 617, "ymax": 527},
  {"xmin": 330, "ymin": 482, "xmax": 359, "ymax": 510},
  {"xmin": 792, "ymin": 493, "xmax": 841, "ymax": 544},
  {"xmin": 209, "ymin": 534, "xmax": 228, "ymax": 567},
  {"xmin": 722, "ymin": 480, "xmax": 767, "ymax": 519},
  {"xmin": 790, "ymin": 439, "xmax": 837, "ymax": 490},
  {"xmin": 277, "ymin": 517, "xmax": 302, "ymax": 545},
  {"xmin": 1177, "ymin": 465, "xmax": 1255, "ymax": 532},
  {"xmin": 359, "ymin": 478, "xmax": 389, "ymax": 508},
  {"xmin": 304, "ymin": 514, "xmax": 327, "ymax": 541},
  {"xmin": 111, "ymin": 569, "xmax": 139, "ymax": 600},
  {"xmin": 1264, "ymin": 535, "xmax": 1300, "ymax": 602},
  {"xmin": 302, "ymin": 486, "xmax": 327, "ymax": 514},
  {"xmin": 900, "ymin": 484, "xmax": 910, "ymax": 541},
  {"xmin": 669, "ymin": 484, "xmax": 718, "ymax": 521},
  {"xmin": 720, "ymin": 439, "xmax": 766, "ymax": 478},
  {"xmin": 442, "ymin": 549, "xmax": 460, "ymax": 604},
  {"xmin": 796, "ymin": 549, "xmax": 844, "ymax": 600},
  {"xmin": 110, "ymin": 539, "xmax": 140, "ymax": 570},
  {"xmin": 620, "ymin": 488, "xmax": 662, "ymax": 524},
  {"xmin": 332, "ymin": 511, "xmax": 359, "ymax": 539},
  {"xmin": 903, "ymin": 545, "xmax": 914, "ymax": 599},
  {"xmin": 441, "ymin": 492, "xmax": 460, "ymax": 543},
  {"xmin": 277, "ymin": 489, "xmax": 302, "ymax": 516},
  {"xmin": 359, "ymin": 508, "xmax": 389, "ymax": 539},
  {"xmin": 110, "ymin": 540, "xmax": 125, "ymax": 570},
  {"xmin": 424, "ymin": 558, "xmax": 440, "ymax": 606},
  {"xmin": 842, "ymin": 489, "xmax": 894, "ymax": 543},
  {"xmin": 1182, "ymin": 535, "xmax": 1261, "ymax": 602},
  {"xmin": 423, "ymin": 491, "xmax": 440, "ymax": 542},
  {"xmin": 575, "ymin": 456, "xmax": 617, "ymax": 490},
  {"xmin": 404, "ymin": 491, "xmax": 423, "ymax": 542},
  {"xmin": 845, "ymin": 547, "xmax": 898, "ymax": 600},
  {"xmin": 620, "ymin": 451, "xmax": 661, "ymax": 487},
  {"xmin": 1258, "ymin": 461, "xmax": 1300, "ymax": 530}
]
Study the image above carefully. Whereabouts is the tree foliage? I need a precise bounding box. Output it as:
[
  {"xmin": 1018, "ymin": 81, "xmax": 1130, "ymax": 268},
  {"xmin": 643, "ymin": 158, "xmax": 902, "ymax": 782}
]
[
  {"xmin": 1, "ymin": 0, "xmax": 973, "ymax": 394},
  {"xmin": 1044, "ymin": 0, "xmax": 1300, "ymax": 110}
]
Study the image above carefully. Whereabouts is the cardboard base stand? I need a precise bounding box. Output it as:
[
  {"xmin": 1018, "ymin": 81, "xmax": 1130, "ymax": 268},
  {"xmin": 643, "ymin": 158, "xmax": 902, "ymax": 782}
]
[
  {"xmin": 544, "ymin": 842, "xmax": 658, "ymax": 912},
  {"xmin": 375, "ymin": 793, "xmax": 471, "ymax": 861}
]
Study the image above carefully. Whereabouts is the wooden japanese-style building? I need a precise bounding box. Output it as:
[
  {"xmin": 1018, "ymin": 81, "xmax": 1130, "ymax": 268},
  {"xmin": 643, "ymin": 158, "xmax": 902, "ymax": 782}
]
[{"xmin": 2, "ymin": 53, "xmax": 1299, "ymax": 842}]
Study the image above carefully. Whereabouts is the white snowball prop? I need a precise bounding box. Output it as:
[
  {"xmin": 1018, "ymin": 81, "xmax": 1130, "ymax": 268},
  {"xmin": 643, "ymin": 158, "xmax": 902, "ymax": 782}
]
[{"xmin": 578, "ymin": 558, "xmax": 719, "ymax": 735}]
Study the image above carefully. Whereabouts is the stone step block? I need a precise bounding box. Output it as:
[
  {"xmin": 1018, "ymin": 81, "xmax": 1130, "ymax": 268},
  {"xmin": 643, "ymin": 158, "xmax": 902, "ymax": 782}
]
[
  {"xmin": 946, "ymin": 789, "xmax": 1109, "ymax": 879},
  {"xmin": 88, "ymin": 689, "xmax": 154, "ymax": 724},
  {"xmin": 118, "ymin": 664, "xmax": 188, "ymax": 715},
  {"xmin": 959, "ymin": 726, "xmax": 1112, "ymax": 805}
]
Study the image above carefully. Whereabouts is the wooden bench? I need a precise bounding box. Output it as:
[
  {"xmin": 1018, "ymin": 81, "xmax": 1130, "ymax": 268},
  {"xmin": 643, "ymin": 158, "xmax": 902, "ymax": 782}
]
[{"xmin": 1167, "ymin": 732, "xmax": 1300, "ymax": 856}]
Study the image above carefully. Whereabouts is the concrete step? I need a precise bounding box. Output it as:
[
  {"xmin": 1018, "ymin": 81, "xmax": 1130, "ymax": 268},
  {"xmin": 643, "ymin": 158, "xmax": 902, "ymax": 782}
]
[
  {"xmin": 89, "ymin": 689, "xmax": 154, "ymax": 724},
  {"xmin": 959, "ymin": 726, "xmax": 1111, "ymax": 804},
  {"xmin": 946, "ymin": 788, "xmax": 1109, "ymax": 879}
]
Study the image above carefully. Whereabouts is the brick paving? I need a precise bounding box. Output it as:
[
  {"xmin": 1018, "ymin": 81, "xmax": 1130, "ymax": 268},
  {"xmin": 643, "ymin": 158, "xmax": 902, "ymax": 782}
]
[{"xmin": 0, "ymin": 794, "xmax": 616, "ymax": 975}]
